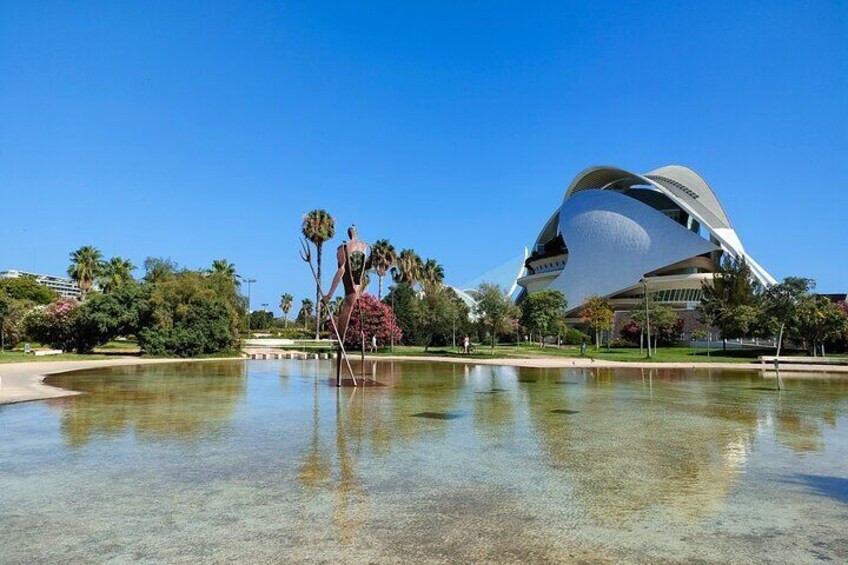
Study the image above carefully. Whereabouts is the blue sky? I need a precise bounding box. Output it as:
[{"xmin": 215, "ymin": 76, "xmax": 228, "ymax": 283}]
[{"xmin": 1, "ymin": 1, "xmax": 846, "ymax": 312}]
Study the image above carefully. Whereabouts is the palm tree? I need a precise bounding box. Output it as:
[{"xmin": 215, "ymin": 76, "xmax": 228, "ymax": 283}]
[
  {"xmin": 68, "ymin": 246, "xmax": 104, "ymax": 299},
  {"xmin": 421, "ymin": 258, "xmax": 445, "ymax": 290},
  {"xmin": 210, "ymin": 259, "xmax": 238, "ymax": 282},
  {"xmin": 279, "ymin": 293, "xmax": 293, "ymax": 328},
  {"xmin": 393, "ymin": 249, "xmax": 423, "ymax": 286},
  {"xmin": 325, "ymin": 296, "xmax": 344, "ymax": 317},
  {"xmin": 370, "ymin": 239, "xmax": 397, "ymax": 300},
  {"xmin": 302, "ymin": 209, "xmax": 336, "ymax": 340},
  {"xmin": 299, "ymin": 298, "xmax": 314, "ymax": 330},
  {"xmin": 99, "ymin": 257, "xmax": 136, "ymax": 293}
]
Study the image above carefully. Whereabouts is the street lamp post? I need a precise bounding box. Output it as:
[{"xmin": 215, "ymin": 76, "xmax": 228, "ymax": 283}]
[
  {"xmin": 238, "ymin": 275, "xmax": 257, "ymax": 332},
  {"xmin": 641, "ymin": 278, "xmax": 652, "ymax": 359},
  {"xmin": 389, "ymin": 267, "xmax": 396, "ymax": 353}
]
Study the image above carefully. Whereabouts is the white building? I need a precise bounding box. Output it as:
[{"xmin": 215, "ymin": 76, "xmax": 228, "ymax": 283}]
[
  {"xmin": 516, "ymin": 165, "xmax": 774, "ymax": 324},
  {"xmin": 0, "ymin": 269, "xmax": 81, "ymax": 299}
]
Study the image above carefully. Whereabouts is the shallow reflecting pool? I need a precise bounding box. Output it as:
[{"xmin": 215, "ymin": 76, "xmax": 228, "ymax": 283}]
[{"xmin": 2, "ymin": 360, "xmax": 847, "ymax": 563}]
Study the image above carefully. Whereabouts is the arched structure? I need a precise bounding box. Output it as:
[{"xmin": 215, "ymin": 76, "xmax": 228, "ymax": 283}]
[{"xmin": 517, "ymin": 165, "xmax": 774, "ymax": 321}]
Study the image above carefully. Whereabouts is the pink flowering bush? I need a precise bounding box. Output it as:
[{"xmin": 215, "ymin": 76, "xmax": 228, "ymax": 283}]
[
  {"xmin": 25, "ymin": 298, "xmax": 81, "ymax": 351},
  {"xmin": 339, "ymin": 294, "xmax": 402, "ymax": 349}
]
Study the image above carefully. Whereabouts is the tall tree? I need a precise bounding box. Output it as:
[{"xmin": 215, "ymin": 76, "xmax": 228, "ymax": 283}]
[
  {"xmin": 68, "ymin": 245, "xmax": 104, "ymax": 299},
  {"xmin": 326, "ymin": 296, "xmax": 344, "ymax": 316},
  {"xmin": 764, "ymin": 277, "xmax": 815, "ymax": 356},
  {"xmin": 143, "ymin": 257, "xmax": 179, "ymax": 283},
  {"xmin": 370, "ymin": 239, "xmax": 397, "ymax": 299},
  {"xmin": 298, "ymin": 298, "xmax": 315, "ymax": 330},
  {"xmin": 279, "ymin": 293, "xmax": 293, "ymax": 328},
  {"xmin": 474, "ymin": 283, "xmax": 518, "ymax": 352},
  {"xmin": 421, "ymin": 258, "xmax": 445, "ymax": 290},
  {"xmin": 383, "ymin": 282, "xmax": 420, "ymax": 345},
  {"xmin": 0, "ymin": 277, "xmax": 56, "ymax": 304},
  {"xmin": 521, "ymin": 290, "xmax": 568, "ymax": 347},
  {"xmin": 698, "ymin": 256, "xmax": 763, "ymax": 344},
  {"xmin": 792, "ymin": 296, "xmax": 848, "ymax": 356},
  {"xmin": 210, "ymin": 259, "xmax": 238, "ymax": 282},
  {"xmin": 581, "ymin": 295, "xmax": 614, "ymax": 349},
  {"xmin": 99, "ymin": 257, "xmax": 136, "ymax": 293},
  {"xmin": 418, "ymin": 285, "xmax": 460, "ymax": 351},
  {"xmin": 302, "ymin": 209, "xmax": 336, "ymax": 340},
  {"xmin": 393, "ymin": 249, "xmax": 423, "ymax": 286}
]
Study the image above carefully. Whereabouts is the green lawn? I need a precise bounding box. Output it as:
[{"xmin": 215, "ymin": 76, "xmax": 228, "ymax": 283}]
[
  {"xmin": 0, "ymin": 351, "xmax": 115, "ymax": 364},
  {"xmin": 371, "ymin": 344, "xmax": 784, "ymax": 364},
  {"xmin": 92, "ymin": 340, "xmax": 142, "ymax": 354}
]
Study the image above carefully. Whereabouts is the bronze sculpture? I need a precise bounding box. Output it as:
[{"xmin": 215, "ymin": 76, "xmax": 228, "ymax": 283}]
[
  {"xmin": 324, "ymin": 225, "xmax": 372, "ymax": 343},
  {"xmin": 300, "ymin": 225, "xmax": 372, "ymax": 387}
]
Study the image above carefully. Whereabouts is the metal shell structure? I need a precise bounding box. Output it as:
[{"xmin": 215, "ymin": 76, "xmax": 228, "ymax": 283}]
[{"xmin": 517, "ymin": 165, "xmax": 774, "ymax": 316}]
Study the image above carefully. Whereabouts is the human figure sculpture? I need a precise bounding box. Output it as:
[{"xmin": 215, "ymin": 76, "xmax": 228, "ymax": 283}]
[{"xmin": 324, "ymin": 225, "xmax": 371, "ymax": 343}]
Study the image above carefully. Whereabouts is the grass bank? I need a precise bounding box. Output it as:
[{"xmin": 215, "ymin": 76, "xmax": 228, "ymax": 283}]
[{"xmin": 370, "ymin": 344, "xmax": 806, "ymax": 364}]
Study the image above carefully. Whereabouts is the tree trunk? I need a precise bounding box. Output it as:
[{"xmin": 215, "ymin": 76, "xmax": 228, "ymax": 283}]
[
  {"xmin": 315, "ymin": 245, "xmax": 323, "ymax": 341},
  {"xmin": 595, "ymin": 330, "xmax": 600, "ymax": 349},
  {"xmin": 378, "ymin": 275, "xmax": 384, "ymax": 301},
  {"xmin": 284, "ymin": 314, "xmax": 288, "ymax": 328}
]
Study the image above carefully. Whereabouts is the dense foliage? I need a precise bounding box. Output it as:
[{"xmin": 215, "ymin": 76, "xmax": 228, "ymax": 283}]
[
  {"xmin": 580, "ymin": 295, "xmax": 613, "ymax": 348},
  {"xmin": 0, "ymin": 277, "xmax": 57, "ymax": 304},
  {"xmin": 340, "ymin": 293, "xmax": 402, "ymax": 349},
  {"xmin": 20, "ymin": 255, "xmax": 245, "ymax": 356},
  {"xmin": 474, "ymin": 283, "xmax": 520, "ymax": 351},
  {"xmin": 521, "ymin": 290, "xmax": 568, "ymax": 346},
  {"xmin": 25, "ymin": 298, "xmax": 82, "ymax": 351}
]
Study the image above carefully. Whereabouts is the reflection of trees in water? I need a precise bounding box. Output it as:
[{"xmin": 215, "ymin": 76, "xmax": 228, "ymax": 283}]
[
  {"xmin": 523, "ymin": 367, "xmax": 765, "ymax": 524},
  {"xmin": 470, "ymin": 365, "xmax": 519, "ymax": 436},
  {"xmin": 295, "ymin": 360, "xmax": 471, "ymax": 540},
  {"xmin": 769, "ymin": 377, "xmax": 848, "ymax": 454},
  {"xmin": 294, "ymin": 361, "xmax": 848, "ymax": 535},
  {"xmin": 522, "ymin": 367, "xmax": 848, "ymax": 524},
  {"xmin": 47, "ymin": 361, "xmax": 247, "ymax": 447}
]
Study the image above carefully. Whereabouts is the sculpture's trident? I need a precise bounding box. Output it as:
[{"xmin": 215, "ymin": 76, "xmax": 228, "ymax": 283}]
[{"xmin": 300, "ymin": 238, "xmax": 357, "ymax": 386}]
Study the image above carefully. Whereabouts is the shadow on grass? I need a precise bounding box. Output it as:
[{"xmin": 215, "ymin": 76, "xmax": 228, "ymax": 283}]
[{"xmin": 783, "ymin": 474, "xmax": 848, "ymax": 504}]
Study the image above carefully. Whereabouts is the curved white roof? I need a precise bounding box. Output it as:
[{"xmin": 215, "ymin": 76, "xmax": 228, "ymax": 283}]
[
  {"xmin": 558, "ymin": 165, "xmax": 774, "ymax": 287},
  {"xmin": 551, "ymin": 190, "xmax": 719, "ymax": 311}
]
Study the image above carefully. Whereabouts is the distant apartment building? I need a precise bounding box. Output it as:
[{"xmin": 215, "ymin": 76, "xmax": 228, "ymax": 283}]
[{"xmin": 0, "ymin": 269, "xmax": 81, "ymax": 299}]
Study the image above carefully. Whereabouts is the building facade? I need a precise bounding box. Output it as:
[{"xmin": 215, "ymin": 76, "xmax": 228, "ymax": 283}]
[
  {"xmin": 516, "ymin": 165, "xmax": 774, "ymax": 334},
  {"xmin": 0, "ymin": 269, "xmax": 82, "ymax": 299}
]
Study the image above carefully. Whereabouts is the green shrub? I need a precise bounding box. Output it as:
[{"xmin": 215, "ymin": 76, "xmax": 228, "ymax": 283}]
[
  {"xmin": 0, "ymin": 277, "xmax": 57, "ymax": 305},
  {"xmin": 271, "ymin": 326, "xmax": 314, "ymax": 339},
  {"xmin": 74, "ymin": 284, "xmax": 152, "ymax": 352},
  {"xmin": 139, "ymin": 298, "xmax": 233, "ymax": 357},
  {"xmin": 559, "ymin": 327, "xmax": 590, "ymax": 345}
]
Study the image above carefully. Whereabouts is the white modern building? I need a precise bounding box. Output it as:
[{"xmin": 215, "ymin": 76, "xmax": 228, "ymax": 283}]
[
  {"xmin": 0, "ymin": 269, "xmax": 82, "ymax": 299},
  {"xmin": 516, "ymin": 165, "xmax": 774, "ymax": 326}
]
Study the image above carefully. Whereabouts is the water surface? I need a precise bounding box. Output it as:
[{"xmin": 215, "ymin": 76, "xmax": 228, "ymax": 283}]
[{"xmin": 1, "ymin": 360, "xmax": 847, "ymax": 563}]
